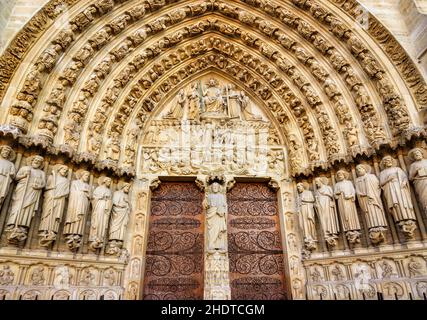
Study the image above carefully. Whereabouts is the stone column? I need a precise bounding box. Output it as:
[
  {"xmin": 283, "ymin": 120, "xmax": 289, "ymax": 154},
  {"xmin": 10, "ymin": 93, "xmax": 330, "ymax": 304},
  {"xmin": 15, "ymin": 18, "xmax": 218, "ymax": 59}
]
[
  {"xmin": 278, "ymin": 178, "xmax": 307, "ymax": 300},
  {"xmin": 200, "ymin": 174, "xmax": 233, "ymax": 300},
  {"xmin": 122, "ymin": 177, "xmax": 152, "ymax": 300}
]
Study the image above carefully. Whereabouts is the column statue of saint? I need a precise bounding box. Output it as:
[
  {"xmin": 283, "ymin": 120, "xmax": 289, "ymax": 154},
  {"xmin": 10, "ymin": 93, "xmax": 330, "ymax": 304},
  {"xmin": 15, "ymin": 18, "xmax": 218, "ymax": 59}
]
[
  {"xmin": 6, "ymin": 155, "xmax": 46, "ymax": 243},
  {"xmin": 0, "ymin": 146, "xmax": 16, "ymax": 211}
]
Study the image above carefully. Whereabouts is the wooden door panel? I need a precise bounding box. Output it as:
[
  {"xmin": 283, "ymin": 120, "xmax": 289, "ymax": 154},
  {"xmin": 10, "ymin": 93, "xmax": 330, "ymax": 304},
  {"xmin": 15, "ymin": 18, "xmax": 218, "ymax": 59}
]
[
  {"xmin": 227, "ymin": 183, "xmax": 287, "ymax": 300},
  {"xmin": 143, "ymin": 182, "xmax": 204, "ymax": 300}
]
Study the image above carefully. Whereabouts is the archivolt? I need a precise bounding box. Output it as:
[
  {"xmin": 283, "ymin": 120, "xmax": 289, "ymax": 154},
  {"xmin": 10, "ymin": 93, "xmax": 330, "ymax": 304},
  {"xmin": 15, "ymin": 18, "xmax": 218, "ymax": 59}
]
[{"xmin": 0, "ymin": 0, "xmax": 425, "ymax": 178}]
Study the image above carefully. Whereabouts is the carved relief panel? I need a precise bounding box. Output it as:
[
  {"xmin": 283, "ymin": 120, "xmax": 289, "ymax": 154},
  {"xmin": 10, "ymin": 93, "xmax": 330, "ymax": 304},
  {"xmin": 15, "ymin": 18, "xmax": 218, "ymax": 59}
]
[{"xmin": 139, "ymin": 75, "xmax": 286, "ymax": 178}]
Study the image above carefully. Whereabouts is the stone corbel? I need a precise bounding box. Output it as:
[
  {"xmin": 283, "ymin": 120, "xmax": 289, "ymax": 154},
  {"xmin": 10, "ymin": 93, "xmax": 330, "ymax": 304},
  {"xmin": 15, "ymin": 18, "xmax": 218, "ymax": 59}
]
[
  {"xmin": 268, "ymin": 177, "xmax": 280, "ymax": 191},
  {"xmin": 225, "ymin": 177, "xmax": 235, "ymax": 191},
  {"xmin": 149, "ymin": 177, "xmax": 161, "ymax": 190},
  {"xmin": 207, "ymin": 173, "xmax": 226, "ymax": 185},
  {"xmin": 0, "ymin": 124, "xmax": 22, "ymax": 139},
  {"xmin": 195, "ymin": 175, "xmax": 207, "ymax": 191}
]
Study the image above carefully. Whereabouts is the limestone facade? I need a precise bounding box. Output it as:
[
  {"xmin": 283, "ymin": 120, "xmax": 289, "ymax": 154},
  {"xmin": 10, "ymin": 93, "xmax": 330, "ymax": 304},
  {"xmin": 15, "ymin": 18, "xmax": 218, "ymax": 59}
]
[{"xmin": 0, "ymin": 0, "xmax": 426, "ymax": 300}]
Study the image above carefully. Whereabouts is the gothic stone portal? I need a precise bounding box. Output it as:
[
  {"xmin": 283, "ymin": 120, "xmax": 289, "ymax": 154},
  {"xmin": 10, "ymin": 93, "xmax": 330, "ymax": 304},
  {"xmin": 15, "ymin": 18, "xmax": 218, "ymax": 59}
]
[
  {"xmin": 227, "ymin": 182, "xmax": 287, "ymax": 300},
  {"xmin": 143, "ymin": 182, "xmax": 204, "ymax": 300}
]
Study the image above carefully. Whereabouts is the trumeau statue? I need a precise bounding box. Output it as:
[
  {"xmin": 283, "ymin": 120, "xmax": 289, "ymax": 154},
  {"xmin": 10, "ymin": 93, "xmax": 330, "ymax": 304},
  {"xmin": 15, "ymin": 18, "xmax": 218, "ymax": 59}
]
[
  {"xmin": 6, "ymin": 155, "xmax": 46, "ymax": 243},
  {"xmin": 314, "ymin": 177, "xmax": 339, "ymax": 247},
  {"xmin": 107, "ymin": 182, "xmax": 131, "ymax": 255},
  {"xmin": 0, "ymin": 145, "xmax": 16, "ymax": 210},
  {"xmin": 89, "ymin": 176, "xmax": 113, "ymax": 251},
  {"xmin": 355, "ymin": 164, "xmax": 388, "ymax": 244},
  {"xmin": 334, "ymin": 169, "xmax": 361, "ymax": 244},
  {"xmin": 408, "ymin": 148, "xmax": 427, "ymax": 215},
  {"xmin": 296, "ymin": 182, "xmax": 317, "ymax": 251},
  {"xmin": 63, "ymin": 170, "xmax": 91, "ymax": 250},
  {"xmin": 204, "ymin": 182, "xmax": 227, "ymax": 252},
  {"xmin": 380, "ymin": 155, "xmax": 417, "ymax": 239},
  {"xmin": 38, "ymin": 165, "xmax": 70, "ymax": 247}
]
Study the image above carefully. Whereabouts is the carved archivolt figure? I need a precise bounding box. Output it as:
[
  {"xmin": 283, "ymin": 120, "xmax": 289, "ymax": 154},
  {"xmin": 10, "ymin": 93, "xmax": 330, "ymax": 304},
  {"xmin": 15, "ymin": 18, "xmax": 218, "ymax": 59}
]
[
  {"xmin": 38, "ymin": 165, "xmax": 70, "ymax": 247},
  {"xmin": 104, "ymin": 132, "xmax": 120, "ymax": 161},
  {"xmin": 314, "ymin": 177, "xmax": 339, "ymax": 247},
  {"xmin": 63, "ymin": 170, "xmax": 91, "ymax": 250},
  {"xmin": 204, "ymin": 182, "xmax": 227, "ymax": 251},
  {"xmin": 334, "ymin": 170, "xmax": 361, "ymax": 244},
  {"xmin": 6, "ymin": 155, "xmax": 46, "ymax": 243},
  {"xmin": 0, "ymin": 145, "xmax": 16, "ymax": 209},
  {"xmin": 355, "ymin": 164, "xmax": 388, "ymax": 244},
  {"xmin": 296, "ymin": 182, "xmax": 317, "ymax": 251},
  {"xmin": 408, "ymin": 148, "xmax": 427, "ymax": 215},
  {"xmin": 380, "ymin": 156, "xmax": 417, "ymax": 239},
  {"xmin": 107, "ymin": 182, "xmax": 131, "ymax": 255},
  {"xmin": 89, "ymin": 177, "xmax": 113, "ymax": 251}
]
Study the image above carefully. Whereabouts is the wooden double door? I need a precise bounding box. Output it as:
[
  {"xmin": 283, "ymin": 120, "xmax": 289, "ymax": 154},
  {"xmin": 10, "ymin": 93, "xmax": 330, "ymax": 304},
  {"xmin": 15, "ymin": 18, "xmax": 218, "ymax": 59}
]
[{"xmin": 142, "ymin": 181, "xmax": 287, "ymax": 300}]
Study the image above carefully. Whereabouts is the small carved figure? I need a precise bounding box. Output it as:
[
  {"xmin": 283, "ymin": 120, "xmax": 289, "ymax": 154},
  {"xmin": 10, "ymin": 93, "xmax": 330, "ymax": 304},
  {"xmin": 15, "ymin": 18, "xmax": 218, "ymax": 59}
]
[
  {"xmin": 0, "ymin": 265, "xmax": 14, "ymax": 285},
  {"xmin": 165, "ymin": 89, "xmax": 186, "ymax": 120},
  {"xmin": 29, "ymin": 267, "xmax": 45, "ymax": 285},
  {"xmin": 202, "ymin": 79, "xmax": 226, "ymax": 115},
  {"xmin": 53, "ymin": 266, "xmax": 70, "ymax": 289},
  {"xmin": 187, "ymin": 82, "xmax": 201, "ymax": 120},
  {"xmin": 408, "ymin": 258, "xmax": 424, "ymax": 277},
  {"xmin": 104, "ymin": 132, "xmax": 120, "ymax": 161},
  {"xmin": 103, "ymin": 269, "xmax": 116, "ymax": 286}
]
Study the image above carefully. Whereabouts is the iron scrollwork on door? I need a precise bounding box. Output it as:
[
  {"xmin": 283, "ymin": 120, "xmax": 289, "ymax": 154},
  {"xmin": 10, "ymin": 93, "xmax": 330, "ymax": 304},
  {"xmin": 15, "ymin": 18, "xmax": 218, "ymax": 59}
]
[
  {"xmin": 143, "ymin": 182, "xmax": 204, "ymax": 300},
  {"xmin": 227, "ymin": 183, "xmax": 287, "ymax": 300}
]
